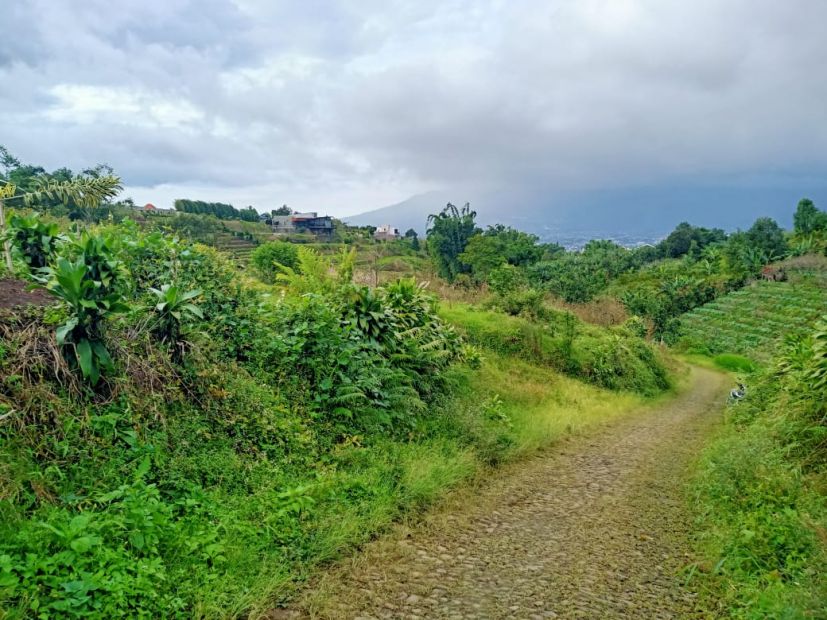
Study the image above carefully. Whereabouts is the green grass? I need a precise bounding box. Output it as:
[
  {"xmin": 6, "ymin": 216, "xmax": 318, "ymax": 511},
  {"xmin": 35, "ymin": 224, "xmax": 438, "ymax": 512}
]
[
  {"xmin": 440, "ymin": 303, "xmax": 671, "ymax": 395},
  {"xmin": 712, "ymin": 353, "xmax": 757, "ymax": 374},
  {"xmin": 688, "ymin": 313, "xmax": 827, "ymax": 619},
  {"xmin": 678, "ymin": 280, "xmax": 827, "ymax": 362},
  {"xmin": 0, "ymin": 327, "xmax": 660, "ymax": 619},
  {"xmin": 691, "ymin": 414, "xmax": 827, "ymax": 618}
]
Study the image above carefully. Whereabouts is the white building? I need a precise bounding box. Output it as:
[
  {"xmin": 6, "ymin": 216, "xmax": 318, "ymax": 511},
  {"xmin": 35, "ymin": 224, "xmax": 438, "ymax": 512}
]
[{"xmin": 374, "ymin": 224, "xmax": 400, "ymax": 241}]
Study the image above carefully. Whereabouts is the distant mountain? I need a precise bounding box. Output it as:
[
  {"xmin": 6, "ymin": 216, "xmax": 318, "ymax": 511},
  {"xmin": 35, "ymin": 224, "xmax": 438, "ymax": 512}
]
[{"xmin": 344, "ymin": 182, "xmax": 826, "ymax": 248}]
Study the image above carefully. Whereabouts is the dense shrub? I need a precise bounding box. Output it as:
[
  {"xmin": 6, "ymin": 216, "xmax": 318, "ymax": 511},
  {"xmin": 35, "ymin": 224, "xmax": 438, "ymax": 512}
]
[
  {"xmin": 0, "ymin": 218, "xmax": 475, "ymax": 616},
  {"xmin": 250, "ymin": 241, "xmax": 299, "ymax": 283},
  {"xmin": 440, "ymin": 304, "xmax": 669, "ymax": 395},
  {"xmin": 7, "ymin": 212, "xmax": 63, "ymax": 269}
]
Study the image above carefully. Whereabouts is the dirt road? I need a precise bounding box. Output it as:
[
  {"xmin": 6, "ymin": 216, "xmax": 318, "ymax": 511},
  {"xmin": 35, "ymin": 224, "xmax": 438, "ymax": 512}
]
[{"xmin": 289, "ymin": 367, "xmax": 728, "ymax": 619}]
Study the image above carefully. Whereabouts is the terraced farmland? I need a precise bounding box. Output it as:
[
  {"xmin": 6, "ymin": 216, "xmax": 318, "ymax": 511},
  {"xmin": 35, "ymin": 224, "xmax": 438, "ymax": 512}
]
[
  {"xmin": 213, "ymin": 233, "xmax": 259, "ymax": 262},
  {"xmin": 679, "ymin": 280, "xmax": 827, "ymax": 362}
]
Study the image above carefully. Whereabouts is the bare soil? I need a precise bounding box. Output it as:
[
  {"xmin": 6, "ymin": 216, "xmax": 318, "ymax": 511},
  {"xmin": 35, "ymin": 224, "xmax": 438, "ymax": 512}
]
[
  {"xmin": 286, "ymin": 367, "xmax": 727, "ymax": 619},
  {"xmin": 0, "ymin": 278, "xmax": 52, "ymax": 310}
]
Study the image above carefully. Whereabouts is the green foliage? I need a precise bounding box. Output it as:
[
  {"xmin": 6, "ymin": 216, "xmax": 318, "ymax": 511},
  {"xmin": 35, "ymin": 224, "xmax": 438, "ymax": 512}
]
[
  {"xmin": 441, "ymin": 304, "xmax": 669, "ymax": 395},
  {"xmin": 493, "ymin": 288, "xmax": 546, "ymax": 319},
  {"xmin": 39, "ymin": 233, "xmax": 128, "ymax": 385},
  {"xmin": 692, "ymin": 322, "xmax": 827, "ymax": 617},
  {"xmin": 20, "ymin": 175, "xmax": 123, "ymax": 211},
  {"xmin": 458, "ymin": 225, "xmax": 553, "ymax": 281},
  {"xmin": 174, "ymin": 198, "xmax": 259, "ymax": 222},
  {"xmin": 403, "ymin": 228, "xmax": 420, "ymax": 251},
  {"xmin": 614, "ymin": 254, "xmax": 739, "ymax": 341},
  {"xmin": 487, "ymin": 264, "xmax": 527, "ymax": 296},
  {"xmin": 658, "ymin": 221, "xmax": 726, "ymax": 259},
  {"xmin": 793, "ymin": 198, "xmax": 827, "ymax": 235},
  {"xmin": 149, "ymin": 285, "xmax": 203, "ymax": 361},
  {"xmin": 149, "ymin": 212, "xmax": 224, "ymax": 244},
  {"xmin": 712, "ymin": 353, "xmax": 756, "ymax": 373},
  {"xmin": 746, "ymin": 217, "xmax": 788, "ymax": 261},
  {"xmin": 679, "ymin": 281, "xmax": 827, "ymax": 362},
  {"xmin": 250, "ymin": 241, "xmax": 299, "ymax": 283},
  {"xmin": 252, "ymin": 277, "xmax": 463, "ymax": 434},
  {"xmin": 1, "ymin": 477, "xmax": 196, "ymax": 618},
  {"xmin": 622, "ymin": 315, "xmax": 648, "ymax": 339},
  {"xmin": 426, "ymin": 202, "xmax": 478, "ymax": 282},
  {"xmin": 7, "ymin": 213, "xmax": 63, "ymax": 269},
  {"xmin": 529, "ymin": 241, "xmax": 639, "ymax": 303}
]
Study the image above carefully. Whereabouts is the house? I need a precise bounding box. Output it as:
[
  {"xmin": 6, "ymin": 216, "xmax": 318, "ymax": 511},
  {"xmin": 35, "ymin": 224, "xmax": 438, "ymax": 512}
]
[
  {"xmin": 271, "ymin": 211, "xmax": 334, "ymax": 239},
  {"xmin": 140, "ymin": 202, "xmax": 175, "ymax": 214},
  {"xmin": 374, "ymin": 224, "xmax": 400, "ymax": 241}
]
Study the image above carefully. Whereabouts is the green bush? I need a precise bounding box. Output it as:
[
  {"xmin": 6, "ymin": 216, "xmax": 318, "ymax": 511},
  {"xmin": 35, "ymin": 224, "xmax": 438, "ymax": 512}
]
[
  {"xmin": 250, "ymin": 241, "xmax": 299, "ymax": 283},
  {"xmin": 38, "ymin": 232, "xmax": 128, "ymax": 385},
  {"xmin": 622, "ymin": 315, "xmax": 648, "ymax": 338},
  {"xmin": 149, "ymin": 284, "xmax": 203, "ymax": 361},
  {"xmin": 7, "ymin": 212, "xmax": 63, "ymax": 269},
  {"xmin": 440, "ymin": 304, "xmax": 669, "ymax": 395}
]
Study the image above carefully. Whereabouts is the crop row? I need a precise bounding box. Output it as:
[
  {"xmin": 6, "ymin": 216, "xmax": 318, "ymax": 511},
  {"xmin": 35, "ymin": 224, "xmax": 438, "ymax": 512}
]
[{"xmin": 679, "ymin": 281, "xmax": 826, "ymax": 360}]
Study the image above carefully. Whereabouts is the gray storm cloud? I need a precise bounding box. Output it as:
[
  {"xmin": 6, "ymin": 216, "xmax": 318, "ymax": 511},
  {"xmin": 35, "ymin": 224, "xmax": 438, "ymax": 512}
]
[{"xmin": 1, "ymin": 0, "xmax": 826, "ymax": 214}]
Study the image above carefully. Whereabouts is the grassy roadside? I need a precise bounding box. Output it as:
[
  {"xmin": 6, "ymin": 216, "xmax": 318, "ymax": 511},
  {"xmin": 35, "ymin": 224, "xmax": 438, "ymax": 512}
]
[
  {"xmin": 684, "ymin": 342, "xmax": 827, "ymax": 618},
  {"xmin": 237, "ymin": 352, "xmax": 661, "ymax": 616}
]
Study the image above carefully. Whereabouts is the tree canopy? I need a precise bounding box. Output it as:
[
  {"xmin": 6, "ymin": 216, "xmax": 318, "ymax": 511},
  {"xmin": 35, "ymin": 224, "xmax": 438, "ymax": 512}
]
[
  {"xmin": 426, "ymin": 202, "xmax": 479, "ymax": 282},
  {"xmin": 174, "ymin": 199, "xmax": 259, "ymax": 222},
  {"xmin": 658, "ymin": 222, "xmax": 727, "ymax": 258},
  {"xmin": 793, "ymin": 198, "xmax": 827, "ymax": 234}
]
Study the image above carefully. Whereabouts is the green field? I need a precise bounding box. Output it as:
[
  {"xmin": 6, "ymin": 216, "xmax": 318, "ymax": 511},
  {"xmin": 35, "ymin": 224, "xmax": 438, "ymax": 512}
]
[{"xmin": 679, "ymin": 279, "xmax": 827, "ymax": 361}]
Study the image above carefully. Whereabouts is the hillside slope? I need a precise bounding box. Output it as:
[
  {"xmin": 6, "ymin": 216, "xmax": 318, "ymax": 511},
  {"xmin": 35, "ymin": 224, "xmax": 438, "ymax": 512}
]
[{"xmin": 679, "ymin": 259, "xmax": 827, "ymax": 362}]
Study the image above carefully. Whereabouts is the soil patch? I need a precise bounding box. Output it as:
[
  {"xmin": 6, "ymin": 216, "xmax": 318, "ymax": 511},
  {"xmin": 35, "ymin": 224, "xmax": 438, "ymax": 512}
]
[{"xmin": 0, "ymin": 278, "xmax": 52, "ymax": 310}]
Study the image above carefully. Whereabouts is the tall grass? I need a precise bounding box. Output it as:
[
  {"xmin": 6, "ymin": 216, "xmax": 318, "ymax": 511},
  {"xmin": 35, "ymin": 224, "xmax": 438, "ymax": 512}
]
[
  {"xmin": 440, "ymin": 303, "xmax": 671, "ymax": 395},
  {"xmin": 689, "ymin": 322, "xmax": 827, "ymax": 618}
]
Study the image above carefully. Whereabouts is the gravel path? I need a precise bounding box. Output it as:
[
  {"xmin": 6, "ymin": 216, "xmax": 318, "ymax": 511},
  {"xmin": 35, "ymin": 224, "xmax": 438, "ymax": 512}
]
[{"xmin": 288, "ymin": 367, "xmax": 727, "ymax": 619}]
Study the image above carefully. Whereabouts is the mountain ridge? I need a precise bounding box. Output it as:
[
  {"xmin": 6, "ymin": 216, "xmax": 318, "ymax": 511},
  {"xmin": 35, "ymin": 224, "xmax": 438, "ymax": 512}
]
[{"xmin": 344, "ymin": 183, "xmax": 826, "ymax": 246}]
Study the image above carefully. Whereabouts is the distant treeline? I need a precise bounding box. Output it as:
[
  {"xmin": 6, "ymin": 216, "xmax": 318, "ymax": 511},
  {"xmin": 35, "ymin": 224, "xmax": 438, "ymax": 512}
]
[{"xmin": 174, "ymin": 199, "xmax": 259, "ymax": 222}]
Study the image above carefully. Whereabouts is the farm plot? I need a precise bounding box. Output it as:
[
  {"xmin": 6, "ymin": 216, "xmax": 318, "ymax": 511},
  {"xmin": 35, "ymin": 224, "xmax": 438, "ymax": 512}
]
[{"xmin": 679, "ymin": 280, "xmax": 827, "ymax": 362}]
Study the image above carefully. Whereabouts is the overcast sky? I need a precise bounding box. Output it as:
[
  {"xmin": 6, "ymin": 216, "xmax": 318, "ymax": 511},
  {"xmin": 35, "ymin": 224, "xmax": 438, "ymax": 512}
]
[{"xmin": 2, "ymin": 0, "xmax": 826, "ymax": 216}]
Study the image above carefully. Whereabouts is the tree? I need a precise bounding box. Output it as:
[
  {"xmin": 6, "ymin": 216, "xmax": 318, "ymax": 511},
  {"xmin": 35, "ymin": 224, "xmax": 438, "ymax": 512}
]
[
  {"xmin": 273, "ymin": 205, "xmax": 293, "ymax": 216},
  {"xmin": 793, "ymin": 198, "xmax": 827, "ymax": 234},
  {"xmin": 458, "ymin": 234, "xmax": 506, "ymax": 280},
  {"xmin": 658, "ymin": 222, "xmax": 727, "ymax": 259},
  {"xmin": 174, "ymin": 199, "xmax": 258, "ymax": 221},
  {"xmin": 457, "ymin": 225, "xmax": 547, "ymax": 281},
  {"xmin": 426, "ymin": 202, "xmax": 478, "ymax": 282},
  {"xmin": 404, "ymin": 228, "xmax": 421, "ymax": 251},
  {"xmin": 746, "ymin": 217, "xmax": 787, "ymax": 259}
]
